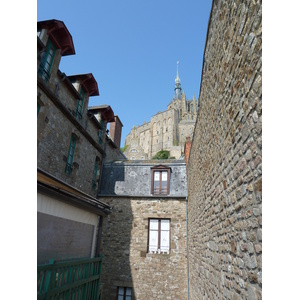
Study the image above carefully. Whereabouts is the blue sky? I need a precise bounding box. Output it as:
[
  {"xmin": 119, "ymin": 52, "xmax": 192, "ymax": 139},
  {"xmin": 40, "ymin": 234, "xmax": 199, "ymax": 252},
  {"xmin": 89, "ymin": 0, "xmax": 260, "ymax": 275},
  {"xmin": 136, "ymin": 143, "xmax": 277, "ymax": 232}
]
[{"xmin": 37, "ymin": 0, "xmax": 212, "ymax": 146}]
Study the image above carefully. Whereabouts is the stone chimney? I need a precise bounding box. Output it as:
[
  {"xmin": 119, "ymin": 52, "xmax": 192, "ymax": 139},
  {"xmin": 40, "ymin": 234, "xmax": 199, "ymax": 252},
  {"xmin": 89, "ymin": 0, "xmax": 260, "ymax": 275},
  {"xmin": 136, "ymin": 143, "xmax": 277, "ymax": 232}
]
[
  {"xmin": 109, "ymin": 115, "xmax": 123, "ymax": 149},
  {"xmin": 184, "ymin": 136, "xmax": 192, "ymax": 164}
]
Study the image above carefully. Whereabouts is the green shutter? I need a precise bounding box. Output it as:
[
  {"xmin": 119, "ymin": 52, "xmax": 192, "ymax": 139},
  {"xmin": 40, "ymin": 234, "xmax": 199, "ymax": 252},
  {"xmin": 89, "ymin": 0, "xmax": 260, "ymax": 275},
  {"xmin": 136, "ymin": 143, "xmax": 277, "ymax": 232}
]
[
  {"xmin": 99, "ymin": 119, "xmax": 105, "ymax": 143},
  {"xmin": 76, "ymin": 88, "xmax": 85, "ymax": 120},
  {"xmin": 92, "ymin": 157, "xmax": 100, "ymax": 189},
  {"xmin": 65, "ymin": 134, "xmax": 76, "ymax": 174},
  {"xmin": 38, "ymin": 39, "xmax": 56, "ymax": 82}
]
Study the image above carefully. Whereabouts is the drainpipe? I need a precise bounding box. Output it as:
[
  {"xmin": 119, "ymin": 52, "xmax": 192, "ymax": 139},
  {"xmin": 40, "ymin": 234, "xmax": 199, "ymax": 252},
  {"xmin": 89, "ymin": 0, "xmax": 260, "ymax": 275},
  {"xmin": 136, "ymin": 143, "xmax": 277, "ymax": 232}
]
[{"xmin": 186, "ymin": 196, "xmax": 189, "ymax": 300}]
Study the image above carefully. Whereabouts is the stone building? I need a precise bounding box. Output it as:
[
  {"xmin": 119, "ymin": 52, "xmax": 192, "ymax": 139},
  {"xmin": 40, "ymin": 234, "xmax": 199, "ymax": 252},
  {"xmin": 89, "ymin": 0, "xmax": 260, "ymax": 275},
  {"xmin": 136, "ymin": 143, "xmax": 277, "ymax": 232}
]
[
  {"xmin": 98, "ymin": 159, "xmax": 188, "ymax": 300},
  {"xmin": 187, "ymin": 1, "xmax": 262, "ymax": 299},
  {"xmin": 37, "ymin": 19, "xmax": 124, "ymax": 264},
  {"xmin": 124, "ymin": 62, "xmax": 198, "ymax": 160}
]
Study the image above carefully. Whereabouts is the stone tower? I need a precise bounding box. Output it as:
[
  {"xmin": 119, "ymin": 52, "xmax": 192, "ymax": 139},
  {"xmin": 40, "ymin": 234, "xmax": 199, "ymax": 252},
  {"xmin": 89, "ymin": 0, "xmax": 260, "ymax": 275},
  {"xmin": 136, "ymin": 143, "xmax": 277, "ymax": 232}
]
[{"xmin": 124, "ymin": 62, "xmax": 198, "ymax": 160}]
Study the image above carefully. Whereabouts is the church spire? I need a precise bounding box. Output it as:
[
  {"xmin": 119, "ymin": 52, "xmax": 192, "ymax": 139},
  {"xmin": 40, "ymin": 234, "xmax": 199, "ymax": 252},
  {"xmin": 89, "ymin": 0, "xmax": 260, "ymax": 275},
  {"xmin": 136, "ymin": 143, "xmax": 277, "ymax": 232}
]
[{"xmin": 174, "ymin": 60, "xmax": 182, "ymax": 99}]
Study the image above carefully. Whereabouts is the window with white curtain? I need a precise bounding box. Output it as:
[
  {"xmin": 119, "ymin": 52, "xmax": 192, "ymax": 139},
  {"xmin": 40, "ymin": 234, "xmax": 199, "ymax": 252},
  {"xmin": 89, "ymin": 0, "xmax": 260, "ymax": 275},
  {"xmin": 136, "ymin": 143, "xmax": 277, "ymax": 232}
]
[{"xmin": 148, "ymin": 219, "xmax": 170, "ymax": 254}]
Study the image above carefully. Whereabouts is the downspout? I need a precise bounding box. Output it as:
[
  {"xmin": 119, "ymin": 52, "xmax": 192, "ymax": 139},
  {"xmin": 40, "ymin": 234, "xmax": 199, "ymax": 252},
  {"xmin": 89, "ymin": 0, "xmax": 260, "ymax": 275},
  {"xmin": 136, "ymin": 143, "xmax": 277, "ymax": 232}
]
[{"xmin": 186, "ymin": 196, "xmax": 189, "ymax": 300}]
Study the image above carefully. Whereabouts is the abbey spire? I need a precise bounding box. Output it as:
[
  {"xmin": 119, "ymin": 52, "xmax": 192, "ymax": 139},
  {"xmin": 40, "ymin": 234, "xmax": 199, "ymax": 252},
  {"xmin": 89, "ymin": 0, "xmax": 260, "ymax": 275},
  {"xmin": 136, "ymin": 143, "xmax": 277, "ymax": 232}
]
[{"xmin": 174, "ymin": 60, "xmax": 182, "ymax": 100}]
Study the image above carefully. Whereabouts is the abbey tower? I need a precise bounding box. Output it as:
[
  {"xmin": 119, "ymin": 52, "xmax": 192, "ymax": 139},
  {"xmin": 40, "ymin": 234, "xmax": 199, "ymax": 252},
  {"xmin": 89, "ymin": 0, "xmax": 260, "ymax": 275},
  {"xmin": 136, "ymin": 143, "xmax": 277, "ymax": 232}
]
[{"xmin": 124, "ymin": 62, "xmax": 199, "ymax": 160}]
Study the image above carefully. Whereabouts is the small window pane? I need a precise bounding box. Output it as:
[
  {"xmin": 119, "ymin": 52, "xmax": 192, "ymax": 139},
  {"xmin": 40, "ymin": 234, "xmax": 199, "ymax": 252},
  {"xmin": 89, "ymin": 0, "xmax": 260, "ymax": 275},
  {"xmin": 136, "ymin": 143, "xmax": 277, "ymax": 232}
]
[
  {"xmin": 118, "ymin": 296, "xmax": 123, "ymax": 300},
  {"xmin": 161, "ymin": 180, "xmax": 167, "ymax": 194},
  {"xmin": 118, "ymin": 287, "xmax": 124, "ymax": 295},
  {"xmin": 160, "ymin": 231, "xmax": 170, "ymax": 250},
  {"xmin": 161, "ymin": 171, "xmax": 168, "ymax": 181},
  {"xmin": 149, "ymin": 230, "xmax": 158, "ymax": 251},
  {"xmin": 126, "ymin": 287, "xmax": 132, "ymax": 296},
  {"xmin": 154, "ymin": 171, "xmax": 160, "ymax": 181},
  {"xmin": 153, "ymin": 180, "xmax": 160, "ymax": 194},
  {"xmin": 150, "ymin": 219, "xmax": 158, "ymax": 229},
  {"xmin": 160, "ymin": 219, "xmax": 170, "ymax": 230}
]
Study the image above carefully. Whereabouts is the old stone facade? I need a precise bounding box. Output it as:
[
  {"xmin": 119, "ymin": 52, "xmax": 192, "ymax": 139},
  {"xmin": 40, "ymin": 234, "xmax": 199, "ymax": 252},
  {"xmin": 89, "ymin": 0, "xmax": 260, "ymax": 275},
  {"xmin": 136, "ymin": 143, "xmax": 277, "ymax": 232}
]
[
  {"xmin": 38, "ymin": 0, "xmax": 263, "ymax": 296},
  {"xmin": 187, "ymin": 1, "xmax": 262, "ymax": 299},
  {"xmin": 98, "ymin": 160, "xmax": 188, "ymax": 300},
  {"xmin": 37, "ymin": 19, "xmax": 123, "ymax": 264},
  {"xmin": 124, "ymin": 63, "xmax": 198, "ymax": 160}
]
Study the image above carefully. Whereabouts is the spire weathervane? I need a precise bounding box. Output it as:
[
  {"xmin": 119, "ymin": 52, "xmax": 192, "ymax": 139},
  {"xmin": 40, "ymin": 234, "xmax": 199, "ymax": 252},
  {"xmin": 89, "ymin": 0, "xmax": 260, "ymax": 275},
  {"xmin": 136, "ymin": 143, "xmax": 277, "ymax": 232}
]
[{"xmin": 176, "ymin": 60, "xmax": 180, "ymax": 83}]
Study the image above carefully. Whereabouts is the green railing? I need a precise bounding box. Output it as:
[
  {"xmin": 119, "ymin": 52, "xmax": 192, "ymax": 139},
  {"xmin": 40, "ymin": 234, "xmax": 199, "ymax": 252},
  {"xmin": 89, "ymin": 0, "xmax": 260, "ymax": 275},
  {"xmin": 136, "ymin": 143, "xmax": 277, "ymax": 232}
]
[{"xmin": 37, "ymin": 255, "xmax": 103, "ymax": 300}]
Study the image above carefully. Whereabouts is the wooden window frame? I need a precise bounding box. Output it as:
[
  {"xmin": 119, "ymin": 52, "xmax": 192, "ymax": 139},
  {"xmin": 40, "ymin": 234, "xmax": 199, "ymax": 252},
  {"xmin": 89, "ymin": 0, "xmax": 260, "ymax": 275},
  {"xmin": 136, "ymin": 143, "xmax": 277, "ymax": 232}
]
[
  {"xmin": 151, "ymin": 165, "xmax": 171, "ymax": 195},
  {"xmin": 117, "ymin": 286, "xmax": 132, "ymax": 300},
  {"xmin": 148, "ymin": 218, "xmax": 171, "ymax": 253}
]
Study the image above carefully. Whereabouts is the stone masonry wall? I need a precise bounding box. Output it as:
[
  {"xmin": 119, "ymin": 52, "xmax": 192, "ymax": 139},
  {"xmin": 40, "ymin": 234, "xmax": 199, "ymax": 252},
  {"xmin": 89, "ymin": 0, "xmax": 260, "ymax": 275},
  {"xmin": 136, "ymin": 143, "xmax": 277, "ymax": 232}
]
[
  {"xmin": 100, "ymin": 197, "xmax": 187, "ymax": 300},
  {"xmin": 37, "ymin": 87, "xmax": 103, "ymax": 197},
  {"xmin": 187, "ymin": 1, "xmax": 262, "ymax": 299}
]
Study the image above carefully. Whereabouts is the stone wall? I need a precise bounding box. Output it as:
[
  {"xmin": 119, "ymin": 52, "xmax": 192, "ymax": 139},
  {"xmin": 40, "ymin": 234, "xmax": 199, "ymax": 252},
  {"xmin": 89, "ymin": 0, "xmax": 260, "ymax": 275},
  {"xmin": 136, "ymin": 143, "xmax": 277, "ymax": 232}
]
[
  {"xmin": 37, "ymin": 87, "xmax": 103, "ymax": 197},
  {"xmin": 99, "ymin": 197, "xmax": 188, "ymax": 300},
  {"xmin": 124, "ymin": 88, "xmax": 198, "ymax": 160},
  {"xmin": 187, "ymin": 0, "xmax": 262, "ymax": 299}
]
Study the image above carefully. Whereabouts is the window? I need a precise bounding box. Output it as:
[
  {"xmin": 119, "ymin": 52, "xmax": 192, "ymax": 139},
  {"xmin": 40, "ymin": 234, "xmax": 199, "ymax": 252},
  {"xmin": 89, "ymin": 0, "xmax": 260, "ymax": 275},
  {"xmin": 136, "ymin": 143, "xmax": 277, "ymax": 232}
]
[
  {"xmin": 99, "ymin": 119, "xmax": 106, "ymax": 143},
  {"xmin": 38, "ymin": 39, "xmax": 56, "ymax": 82},
  {"xmin": 65, "ymin": 134, "xmax": 76, "ymax": 175},
  {"xmin": 92, "ymin": 157, "xmax": 100, "ymax": 189},
  {"xmin": 117, "ymin": 287, "xmax": 132, "ymax": 300},
  {"xmin": 76, "ymin": 88, "xmax": 85, "ymax": 120},
  {"xmin": 151, "ymin": 165, "xmax": 171, "ymax": 195},
  {"xmin": 148, "ymin": 219, "xmax": 170, "ymax": 253}
]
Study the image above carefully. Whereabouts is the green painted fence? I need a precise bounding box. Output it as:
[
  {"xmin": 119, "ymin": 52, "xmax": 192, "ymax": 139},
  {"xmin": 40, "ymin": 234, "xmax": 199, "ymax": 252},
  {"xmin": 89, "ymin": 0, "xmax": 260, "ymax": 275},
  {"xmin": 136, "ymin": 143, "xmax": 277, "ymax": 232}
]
[{"xmin": 37, "ymin": 255, "xmax": 103, "ymax": 300}]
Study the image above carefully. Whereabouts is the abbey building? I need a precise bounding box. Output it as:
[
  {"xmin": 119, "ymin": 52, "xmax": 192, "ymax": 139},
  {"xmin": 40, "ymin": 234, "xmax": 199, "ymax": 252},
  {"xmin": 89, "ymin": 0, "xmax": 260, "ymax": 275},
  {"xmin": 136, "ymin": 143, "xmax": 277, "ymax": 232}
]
[{"xmin": 124, "ymin": 62, "xmax": 199, "ymax": 160}]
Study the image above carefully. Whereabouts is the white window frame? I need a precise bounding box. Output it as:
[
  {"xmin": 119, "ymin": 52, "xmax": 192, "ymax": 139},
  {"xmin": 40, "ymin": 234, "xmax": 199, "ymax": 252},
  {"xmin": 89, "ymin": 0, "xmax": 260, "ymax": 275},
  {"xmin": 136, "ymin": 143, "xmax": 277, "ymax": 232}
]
[{"xmin": 148, "ymin": 218, "xmax": 170, "ymax": 254}]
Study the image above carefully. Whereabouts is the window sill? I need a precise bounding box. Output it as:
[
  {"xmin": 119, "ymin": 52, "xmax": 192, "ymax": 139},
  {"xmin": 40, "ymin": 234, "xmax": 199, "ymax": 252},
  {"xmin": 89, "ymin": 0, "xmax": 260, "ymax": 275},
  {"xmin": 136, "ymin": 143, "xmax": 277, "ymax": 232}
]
[{"xmin": 147, "ymin": 250, "xmax": 170, "ymax": 255}]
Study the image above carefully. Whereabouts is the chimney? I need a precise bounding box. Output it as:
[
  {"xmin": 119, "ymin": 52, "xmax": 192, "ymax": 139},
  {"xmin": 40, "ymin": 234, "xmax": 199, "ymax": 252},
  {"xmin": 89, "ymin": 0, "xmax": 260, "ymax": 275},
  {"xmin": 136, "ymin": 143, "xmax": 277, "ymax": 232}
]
[
  {"xmin": 109, "ymin": 115, "xmax": 123, "ymax": 149},
  {"xmin": 184, "ymin": 136, "xmax": 192, "ymax": 164}
]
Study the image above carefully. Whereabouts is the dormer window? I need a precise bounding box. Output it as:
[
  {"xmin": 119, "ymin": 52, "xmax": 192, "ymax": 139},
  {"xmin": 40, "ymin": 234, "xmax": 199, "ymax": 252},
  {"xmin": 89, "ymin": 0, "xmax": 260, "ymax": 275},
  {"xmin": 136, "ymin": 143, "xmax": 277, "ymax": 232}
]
[
  {"xmin": 38, "ymin": 39, "xmax": 56, "ymax": 82},
  {"xmin": 151, "ymin": 165, "xmax": 171, "ymax": 195}
]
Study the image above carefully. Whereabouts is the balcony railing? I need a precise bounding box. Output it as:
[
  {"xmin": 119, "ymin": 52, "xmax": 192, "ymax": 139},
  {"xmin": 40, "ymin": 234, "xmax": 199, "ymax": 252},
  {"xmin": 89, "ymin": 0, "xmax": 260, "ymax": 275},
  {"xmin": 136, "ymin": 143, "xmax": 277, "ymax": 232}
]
[{"xmin": 37, "ymin": 255, "xmax": 103, "ymax": 300}]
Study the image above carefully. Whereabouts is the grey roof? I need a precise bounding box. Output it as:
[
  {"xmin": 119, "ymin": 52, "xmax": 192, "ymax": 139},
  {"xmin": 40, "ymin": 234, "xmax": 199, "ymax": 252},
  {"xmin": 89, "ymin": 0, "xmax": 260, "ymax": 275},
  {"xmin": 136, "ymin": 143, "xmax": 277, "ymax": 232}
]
[{"xmin": 99, "ymin": 160, "xmax": 187, "ymax": 198}]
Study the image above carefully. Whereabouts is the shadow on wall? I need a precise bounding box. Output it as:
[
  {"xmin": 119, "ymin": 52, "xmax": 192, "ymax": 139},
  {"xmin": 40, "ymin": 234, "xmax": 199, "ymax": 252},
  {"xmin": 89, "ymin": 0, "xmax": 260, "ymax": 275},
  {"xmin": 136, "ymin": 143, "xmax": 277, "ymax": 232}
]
[
  {"xmin": 99, "ymin": 197, "xmax": 134, "ymax": 299},
  {"xmin": 99, "ymin": 164, "xmax": 134, "ymax": 299},
  {"xmin": 100, "ymin": 163, "xmax": 125, "ymax": 195}
]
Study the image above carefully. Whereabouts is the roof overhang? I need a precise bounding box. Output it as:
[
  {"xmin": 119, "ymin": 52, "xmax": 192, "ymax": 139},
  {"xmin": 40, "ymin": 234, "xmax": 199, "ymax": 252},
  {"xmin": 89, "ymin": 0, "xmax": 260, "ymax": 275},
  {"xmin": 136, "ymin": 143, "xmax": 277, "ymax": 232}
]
[
  {"xmin": 37, "ymin": 19, "xmax": 75, "ymax": 56},
  {"xmin": 67, "ymin": 73, "xmax": 99, "ymax": 96},
  {"xmin": 37, "ymin": 168, "xmax": 111, "ymax": 215},
  {"xmin": 88, "ymin": 105, "xmax": 115, "ymax": 122}
]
